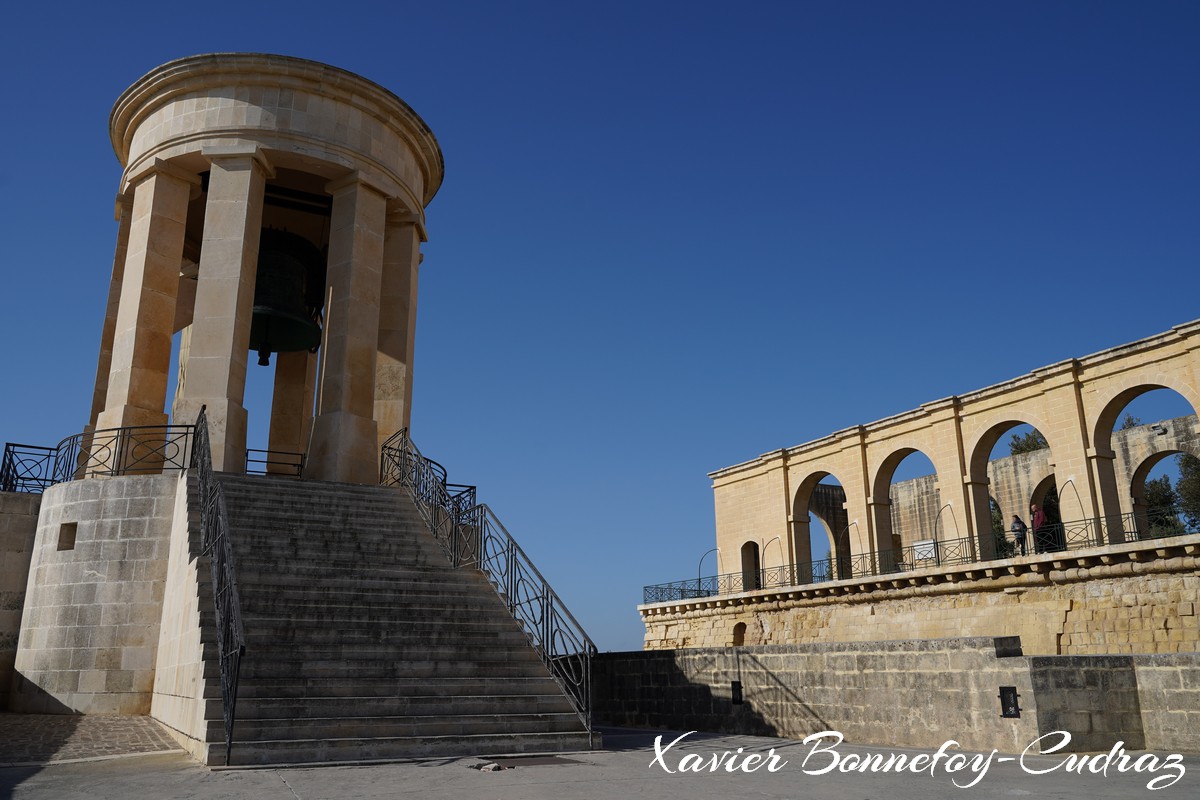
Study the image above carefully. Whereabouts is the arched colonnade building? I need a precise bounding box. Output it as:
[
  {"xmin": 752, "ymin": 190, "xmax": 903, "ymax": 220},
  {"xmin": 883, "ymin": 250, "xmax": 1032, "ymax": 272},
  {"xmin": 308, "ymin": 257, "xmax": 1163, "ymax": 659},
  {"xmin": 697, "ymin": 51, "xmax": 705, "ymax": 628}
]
[{"xmin": 711, "ymin": 320, "xmax": 1200, "ymax": 581}]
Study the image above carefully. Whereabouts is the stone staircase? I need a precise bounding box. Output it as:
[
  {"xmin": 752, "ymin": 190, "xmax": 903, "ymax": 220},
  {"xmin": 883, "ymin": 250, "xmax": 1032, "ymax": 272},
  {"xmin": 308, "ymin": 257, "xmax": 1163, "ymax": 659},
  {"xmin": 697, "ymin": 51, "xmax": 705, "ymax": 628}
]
[{"xmin": 207, "ymin": 474, "xmax": 591, "ymax": 765}]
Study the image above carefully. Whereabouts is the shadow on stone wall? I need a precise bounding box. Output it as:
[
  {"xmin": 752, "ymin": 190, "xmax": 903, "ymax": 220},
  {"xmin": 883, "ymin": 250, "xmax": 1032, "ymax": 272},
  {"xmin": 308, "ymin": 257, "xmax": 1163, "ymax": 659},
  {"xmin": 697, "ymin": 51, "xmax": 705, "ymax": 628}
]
[
  {"xmin": 6, "ymin": 673, "xmax": 78, "ymax": 715},
  {"xmin": 1030, "ymin": 655, "xmax": 1145, "ymax": 750},
  {"xmin": 593, "ymin": 649, "xmax": 832, "ymax": 738},
  {"xmin": 597, "ymin": 641, "xmax": 1200, "ymax": 754}
]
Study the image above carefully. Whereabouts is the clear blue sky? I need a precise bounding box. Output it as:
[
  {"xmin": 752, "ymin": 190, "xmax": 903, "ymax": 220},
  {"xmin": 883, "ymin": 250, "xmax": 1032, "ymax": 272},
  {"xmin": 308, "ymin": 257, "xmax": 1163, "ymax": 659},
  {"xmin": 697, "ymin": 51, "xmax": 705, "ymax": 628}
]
[{"xmin": 2, "ymin": 2, "xmax": 1197, "ymax": 651}]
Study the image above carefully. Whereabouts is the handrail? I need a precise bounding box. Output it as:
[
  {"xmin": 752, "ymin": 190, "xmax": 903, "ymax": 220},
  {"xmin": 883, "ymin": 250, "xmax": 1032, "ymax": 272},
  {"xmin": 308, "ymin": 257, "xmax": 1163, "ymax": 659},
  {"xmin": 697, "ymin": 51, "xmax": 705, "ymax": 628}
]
[
  {"xmin": 644, "ymin": 508, "xmax": 1197, "ymax": 603},
  {"xmin": 0, "ymin": 426, "xmax": 195, "ymax": 493},
  {"xmin": 244, "ymin": 448, "xmax": 305, "ymax": 478},
  {"xmin": 192, "ymin": 408, "xmax": 246, "ymax": 766},
  {"xmin": 380, "ymin": 429, "xmax": 596, "ymax": 738},
  {"xmin": 0, "ymin": 443, "xmax": 57, "ymax": 493}
]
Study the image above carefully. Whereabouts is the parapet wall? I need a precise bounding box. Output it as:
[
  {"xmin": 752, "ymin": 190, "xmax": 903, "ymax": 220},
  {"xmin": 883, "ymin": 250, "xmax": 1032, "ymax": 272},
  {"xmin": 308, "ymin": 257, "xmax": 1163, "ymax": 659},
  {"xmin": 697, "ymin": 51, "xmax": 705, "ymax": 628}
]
[
  {"xmin": 0, "ymin": 491, "xmax": 41, "ymax": 709},
  {"xmin": 641, "ymin": 536, "xmax": 1200, "ymax": 655},
  {"xmin": 593, "ymin": 638, "xmax": 1200, "ymax": 754},
  {"xmin": 9, "ymin": 475, "xmax": 178, "ymax": 714}
]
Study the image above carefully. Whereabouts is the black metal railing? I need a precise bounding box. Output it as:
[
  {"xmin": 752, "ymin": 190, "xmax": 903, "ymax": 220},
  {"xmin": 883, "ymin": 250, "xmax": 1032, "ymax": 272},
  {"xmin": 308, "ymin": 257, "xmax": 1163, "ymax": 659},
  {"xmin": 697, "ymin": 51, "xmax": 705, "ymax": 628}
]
[
  {"xmin": 244, "ymin": 449, "xmax": 305, "ymax": 478},
  {"xmin": 644, "ymin": 508, "xmax": 1197, "ymax": 603},
  {"xmin": 193, "ymin": 408, "xmax": 246, "ymax": 765},
  {"xmin": 381, "ymin": 430, "xmax": 596, "ymax": 738},
  {"xmin": 0, "ymin": 426, "xmax": 194, "ymax": 493},
  {"xmin": 1, "ymin": 427, "xmax": 315, "ymax": 494},
  {"xmin": 0, "ymin": 443, "xmax": 57, "ymax": 493},
  {"xmin": 53, "ymin": 425, "xmax": 195, "ymax": 482}
]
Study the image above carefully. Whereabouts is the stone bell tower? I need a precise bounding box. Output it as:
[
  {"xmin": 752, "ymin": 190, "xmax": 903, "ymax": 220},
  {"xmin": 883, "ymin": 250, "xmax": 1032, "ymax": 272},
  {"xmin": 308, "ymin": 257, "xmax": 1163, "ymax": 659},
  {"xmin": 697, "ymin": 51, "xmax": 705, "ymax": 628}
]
[{"xmin": 92, "ymin": 53, "xmax": 443, "ymax": 483}]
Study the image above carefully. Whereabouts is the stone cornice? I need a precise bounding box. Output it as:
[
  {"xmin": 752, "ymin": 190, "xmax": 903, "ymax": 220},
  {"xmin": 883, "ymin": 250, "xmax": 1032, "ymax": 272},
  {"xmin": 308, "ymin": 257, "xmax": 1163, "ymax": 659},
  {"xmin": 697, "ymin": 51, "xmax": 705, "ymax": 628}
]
[
  {"xmin": 639, "ymin": 533, "xmax": 1200, "ymax": 616},
  {"xmin": 710, "ymin": 318, "xmax": 1200, "ymax": 477},
  {"xmin": 110, "ymin": 53, "xmax": 444, "ymax": 206}
]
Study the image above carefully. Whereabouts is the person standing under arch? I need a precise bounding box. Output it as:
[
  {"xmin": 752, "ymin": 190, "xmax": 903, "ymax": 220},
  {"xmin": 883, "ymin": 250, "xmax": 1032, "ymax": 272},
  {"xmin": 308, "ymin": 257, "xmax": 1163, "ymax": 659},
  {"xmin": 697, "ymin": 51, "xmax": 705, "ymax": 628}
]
[
  {"xmin": 1010, "ymin": 514, "xmax": 1029, "ymax": 555},
  {"xmin": 1031, "ymin": 503, "xmax": 1050, "ymax": 553}
]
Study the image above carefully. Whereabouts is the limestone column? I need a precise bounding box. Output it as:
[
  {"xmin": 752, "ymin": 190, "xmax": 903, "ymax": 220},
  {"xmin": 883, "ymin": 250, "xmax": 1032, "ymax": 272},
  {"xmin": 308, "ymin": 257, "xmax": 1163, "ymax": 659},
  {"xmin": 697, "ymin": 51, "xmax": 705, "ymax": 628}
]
[
  {"xmin": 171, "ymin": 148, "xmax": 271, "ymax": 470},
  {"xmin": 375, "ymin": 210, "xmax": 423, "ymax": 450},
  {"xmin": 96, "ymin": 160, "xmax": 196, "ymax": 433},
  {"xmin": 965, "ymin": 478, "xmax": 995, "ymax": 559},
  {"xmin": 88, "ymin": 193, "xmax": 135, "ymax": 429},
  {"xmin": 268, "ymin": 350, "xmax": 317, "ymax": 469},
  {"xmin": 307, "ymin": 175, "xmax": 387, "ymax": 484},
  {"xmin": 789, "ymin": 516, "xmax": 812, "ymax": 583},
  {"xmin": 1088, "ymin": 448, "xmax": 1124, "ymax": 543},
  {"xmin": 868, "ymin": 498, "xmax": 898, "ymax": 570}
]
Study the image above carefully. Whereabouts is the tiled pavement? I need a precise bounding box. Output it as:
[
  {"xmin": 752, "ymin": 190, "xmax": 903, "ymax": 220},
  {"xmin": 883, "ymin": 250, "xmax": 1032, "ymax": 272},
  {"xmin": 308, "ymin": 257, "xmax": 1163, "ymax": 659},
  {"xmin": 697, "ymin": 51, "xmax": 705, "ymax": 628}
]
[{"xmin": 0, "ymin": 713, "xmax": 181, "ymax": 766}]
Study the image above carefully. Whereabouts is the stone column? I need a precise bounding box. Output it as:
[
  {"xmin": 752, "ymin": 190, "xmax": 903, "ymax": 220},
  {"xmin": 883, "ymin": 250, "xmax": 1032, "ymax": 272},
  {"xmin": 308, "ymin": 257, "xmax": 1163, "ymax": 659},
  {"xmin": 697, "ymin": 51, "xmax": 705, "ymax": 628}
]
[
  {"xmin": 268, "ymin": 350, "xmax": 317, "ymax": 469},
  {"xmin": 172, "ymin": 148, "xmax": 271, "ymax": 470},
  {"xmin": 788, "ymin": 516, "xmax": 811, "ymax": 584},
  {"xmin": 867, "ymin": 499, "xmax": 898, "ymax": 570},
  {"xmin": 96, "ymin": 160, "xmax": 196, "ymax": 434},
  {"xmin": 965, "ymin": 478, "xmax": 995, "ymax": 559},
  {"xmin": 1088, "ymin": 448, "xmax": 1124, "ymax": 543},
  {"xmin": 88, "ymin": 193, "xmax": 134, "ymax": 429},
  {"xmin": 307, "ymin": 175, "xmax": 387, "ymax": 484},
  {"xmin": 375, "ymin": 210, "xmax": 422, "ymax": 450}
]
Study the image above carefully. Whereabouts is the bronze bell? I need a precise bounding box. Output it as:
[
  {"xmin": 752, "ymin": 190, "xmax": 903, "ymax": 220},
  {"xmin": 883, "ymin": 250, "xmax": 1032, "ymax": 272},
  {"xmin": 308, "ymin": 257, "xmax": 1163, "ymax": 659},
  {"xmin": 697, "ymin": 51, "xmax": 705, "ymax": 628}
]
[{"xmin": 248, "ymin": 229, "xmax": 326, "ymax": 366}]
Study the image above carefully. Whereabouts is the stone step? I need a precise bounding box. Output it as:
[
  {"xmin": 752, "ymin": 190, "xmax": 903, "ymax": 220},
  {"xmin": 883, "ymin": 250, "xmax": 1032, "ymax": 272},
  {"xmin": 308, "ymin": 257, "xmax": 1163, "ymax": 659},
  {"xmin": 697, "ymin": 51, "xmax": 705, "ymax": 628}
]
[
  {"xmin": 238, "ymin": 596, "xmax": 508, "ymax": 618},
  {"xmin": 217, "ymin": 476, "xmax": 405, "ymax": 496},
  {"xmin": 243, "ymin": 617, "xmax": 521, "ymax": 640},
  {"xmin": 219, "ymin": 731, "xmax": 594, "ymax": 767},
  {"xmin": 226, "ymin": 675, "xmax": 566, "ymax": 700},
  {"xmin": 227, "ymin": 528, "xmax": 439, "ymax": 545},
  {"xmin": 231, "ymin": 550, "xmax": 443, "ymax": 570},
  {"xmin": 229, "ymin": 522, "xmax": 427, "ymax": 535},
  {"xmin": 230, "ymin": 568, "xmax": 479, "ymax": 591},
  {"xmin": 235, "ymin": 580, "xmax": 499, "ymax": 604},
  {"xmin": 242, "ymin": 626, "xmax": 531, "ymax": 649},
  {"xmin": 225, "ymin": 712, "xmax": 583, "ymax": 742},
  {"xmin": 231, "ymin": 563, "xmax": 475, "ymax": 587},
  {"xmin": 238, "ymin": 654, "xmax": 547, "ymax": 680},
  {"xmin": 243, "ymin": 625, "xmax": 527, "ymax": 648},
  {"xmin": 241, "ymin": 639, "xmax": 542, "ymax": 664},
  {"xmin": 235, "ymin": 694, "xmax": 577, "ymax": 720},
  {"xmin": 225, "ymin": 512, "xmax": 425, "ymax": 530}
]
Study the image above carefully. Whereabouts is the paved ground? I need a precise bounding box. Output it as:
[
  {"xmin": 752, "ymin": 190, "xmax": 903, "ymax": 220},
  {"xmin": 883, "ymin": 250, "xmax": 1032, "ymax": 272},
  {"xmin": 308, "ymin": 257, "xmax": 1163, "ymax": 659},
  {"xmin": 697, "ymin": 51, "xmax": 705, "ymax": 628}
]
[
  {"xmin": 0, "ymin": 714, "xmax": 181, "ymax": 767},
  {"xmin": 0, "ymin": 717, "xmax": 1194, "ymax": 799}
]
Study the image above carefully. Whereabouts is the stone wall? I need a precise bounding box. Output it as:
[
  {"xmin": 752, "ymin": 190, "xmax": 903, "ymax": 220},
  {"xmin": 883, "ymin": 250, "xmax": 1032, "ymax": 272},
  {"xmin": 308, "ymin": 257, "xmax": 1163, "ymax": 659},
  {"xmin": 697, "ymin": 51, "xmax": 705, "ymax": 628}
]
[
  {"xmin": 642, "ymin": 536, "xmax": 1200, "ymax": 655},
  {"xmin": 9, "ymin": 475, "xmax": 177, "ymax": 714},
  {"xmin": 150, "ymin": 473, "xmax": 217, "ymax": 762},
  {"xmin": 1028, "ymin": 656, "xmax": 1143, "ymax": 750},
  {"xmin": 0, "ymin": 491, "xmax": 41, "ymax": 709},
  {"xmin": 594, "ymin": 638, "xmax": 1042, "ymax": 754},
  {"xmin": 594, "ymin": 639, "xmax": 1200, "ymax": 754},
  {"xmin": 1133, "ymin": 654, "xmax": 1200, "ymax": 753}
]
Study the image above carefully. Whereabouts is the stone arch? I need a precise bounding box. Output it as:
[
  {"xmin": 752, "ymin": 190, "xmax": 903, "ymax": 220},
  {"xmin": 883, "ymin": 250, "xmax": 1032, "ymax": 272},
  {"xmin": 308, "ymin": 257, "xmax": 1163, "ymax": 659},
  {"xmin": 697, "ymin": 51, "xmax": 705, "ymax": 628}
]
[
  {"xmin": 1028, "ymin": 473, "xmax": 1066, "ymax": 552},
  {"xmin": 1030, "ymin": 473, "xmax": 1059, "ymax": 518},
  {"xmin": 870, "ymin": 446, "xmax": 944, "ymax": 565},
  {"xmin": 731, "ymin": 622, "xmax": 747, "ymax": 647},
  {"xmin": 1090, "ymin": 383, "xmax": 1200, "ymax": 530},
  {"xmin": 791, "ymin": 470, "xmax": 855, "ymax": 582},
  {"xmin": 1128, "ymin": 448, "xmax": 1197, "ymax": 537},
  {"xmin": 966, "ymin": 415, "xmax": 1057, "ymax": 559},
  {"xmin": 740, "ymin": 541, "xmax": 761, "ymax": 591},
  {"xmin": 1091, "ymin": 383, "xmax": 1200, "ymax": 454}
]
